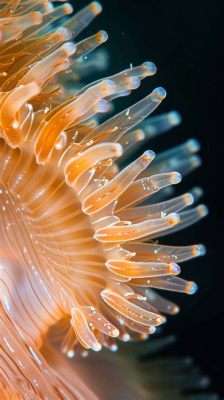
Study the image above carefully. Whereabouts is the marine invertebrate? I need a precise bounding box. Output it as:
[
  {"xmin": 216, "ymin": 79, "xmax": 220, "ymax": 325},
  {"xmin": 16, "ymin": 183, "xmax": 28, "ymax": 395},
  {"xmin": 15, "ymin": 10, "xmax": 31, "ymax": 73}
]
[{"xmin": 0, "ymin": 0, "xmax": 210, "ymax": 398}]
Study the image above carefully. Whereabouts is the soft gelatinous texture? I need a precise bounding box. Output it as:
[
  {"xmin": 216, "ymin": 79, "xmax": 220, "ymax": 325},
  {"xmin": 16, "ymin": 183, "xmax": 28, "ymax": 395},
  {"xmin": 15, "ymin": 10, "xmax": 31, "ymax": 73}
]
[{"xmin": 0, "ymin": 1, "xmax": 212, "ymax": 399}]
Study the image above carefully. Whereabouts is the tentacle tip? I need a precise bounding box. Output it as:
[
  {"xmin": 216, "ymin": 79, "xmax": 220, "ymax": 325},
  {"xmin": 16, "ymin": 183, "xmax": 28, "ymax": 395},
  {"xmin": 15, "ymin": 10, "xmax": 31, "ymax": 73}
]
[
  {"xmin": 111, "ymin": 343, "xmax": 118, "ymax": 352},
  {"xmin": 91, "ymin": 1, "xmax": 103, "ymax": 15},
  {"xmin": 67, "ymin": 350, "xmax": 75, "ymax": 358},
  {"xmin": 191, "ymin": 154, "xmax": 202, "ymax": 168},
  {"xmin": 183, "ymin": 192, "xmax": 194, "ymax": 206},
  {"xmin": 167, "ymin": 304, "xmax": 180, "ymax": 315},
  {"xmin": 97, "ymin": 30, "xmax": 108, "ymax": 43},
  {"xmin": 142, "ymin": 61, "xmax": 157, "ymax": 76},
  {"xmin": 191, "ymin": 186, "xmax": 204, "ymax": 199},
  {"xmin": 167, "ymin": 212, "xmax": 180, "ymax": 225},
  {"xmin": 187, "ymin": 138, "xmax": 201, "ymax": 153},
  {"xmin": 193, "ymin": 244, "xmax": 207, "ymax": 257},
  {"xmin": 187, "ymin": 281, "xmax": 198, "ymax": 295},
  {"xmin": 62, "ymin": 42, "xmax": 76, "ymax": 56},
  {"xmin": 149, "ymin": 326, "xmax": 157, "ymax": 334},
  {"xmin": 114, "ymin": 143, "xmax": 124, "ymax": 157},
  {"xmin": 169, "ymin": 262, "xmax": 181, "ymax": 275},
  {"xmin": 82, "ymin": 350, "xmax": 90, "ymax": 358},
  {"xmin": 172, "ymin": 305, "xmax": 180, "ymax": 314},
  {"xmin": 31, "ymin": 11, "xmax": 43, "ymax": 25},
  {"xmin": 56, "ymin": 27, "xmax": 73, "ymax": 41},
  {"xmin": 142, "ymin": 150, "xmax": 155, "ymax": 161},
  {"xmin": 93, "ymin": 343, "xmax": 102, "ymax": 352},
  {"xmin": 168, "ymin": 110, "xmax": 182, "ymax": 126},
  {"xmin": 135, "ymin": 129, "xmax": 146, "ymax": 141},
  {"xmin": 122, "ymin": 333, "xmax": 130, "ymax": 342},
  {"xmin": 153, "ymin": 87, "xmax": 167, "ymax": 100},
  {"xmin": 141, "ymin": 334, "xmax": 149, "ymax": 340},
  {"xmin": 112, "ymin": 328, "xmax": 120, "ymax": 337},
  {"xmin": 198, "ymin": 204, "xmax": 209, "ymax": 218},
  {"xmin": 170, "ymin": 171, "xmax": 182, "ymax": 184},
  {"xmin": 64, "ymin": 2, "xmax": 74, "ymax": 14},
  {"xmin": 43, "ymin": 2, "xmax": 54, "ymax": 12}
]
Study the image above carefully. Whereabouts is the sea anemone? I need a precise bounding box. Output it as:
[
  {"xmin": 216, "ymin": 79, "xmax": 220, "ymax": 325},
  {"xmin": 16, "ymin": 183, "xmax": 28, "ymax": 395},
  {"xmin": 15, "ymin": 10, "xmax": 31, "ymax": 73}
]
[{"xmin": 0, "ymin": 1, "xmax": 211, "ymax": 399}]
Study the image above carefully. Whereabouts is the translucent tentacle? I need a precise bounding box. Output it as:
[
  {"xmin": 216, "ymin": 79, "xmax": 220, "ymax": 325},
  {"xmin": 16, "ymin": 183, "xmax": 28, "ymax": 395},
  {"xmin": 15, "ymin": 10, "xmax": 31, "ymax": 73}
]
[
  {"xmin": 64, "ymin": 2, "xmax": 102, "ymax": 38},
  {"xmin": 101, "ymin": 288, "xmax": 165, "ymax": 326},
  {"xmin": 150, "ymin": 204, "xmax": 208, "ymax": 239},
  {"xmin": 116, "ymin": 172, "xmax": 182, "ymax": 210},
  {"xmin": 94, "ymin": 213, "xmax": 180, "ymax": 243},
  {"xmin": 83, "ymin": 87, "xmax": 166, "ymax": 144},
  {"xmin": 64, "ymin": 142, "xmax": 123, "ymax": 187},
  {"xmin": 123, "ymin": 242, "xmax": 206, "ymax": 263},
  {"xmin": 35, "ymin": 79, "xmax": 117, "ymax": 163},
  {"xmin": 0, "ymin": 82, "xmax": 40, "ymax": 147},
  {"xmin": 74, "ymin": 30, "xmax": 108, "ymax": 59},
  {"xmin": 117, "ymin": 192, "xmax": 194, "ymax": 222},
  {"xmin": 82, "ymin": 150, "xmax": 155, "ymax": 215},
  {"xmin": 130, "ymin": 276, "xmax": 198, "ymax": 295},
  {"xmin": 105, "ymin": 259, "xmax": 180, "ymax": 279},
  {"xmin": 140, "ymin": 110, "xmax": 182, "ymax": 139}
]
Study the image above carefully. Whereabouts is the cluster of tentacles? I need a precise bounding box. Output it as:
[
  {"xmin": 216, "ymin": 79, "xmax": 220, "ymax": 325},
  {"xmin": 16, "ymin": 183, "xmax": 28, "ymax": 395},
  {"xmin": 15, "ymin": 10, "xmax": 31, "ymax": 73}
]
[{"xmin": 0, "ymin": 1, "xmax": 215, "ymax": 399}]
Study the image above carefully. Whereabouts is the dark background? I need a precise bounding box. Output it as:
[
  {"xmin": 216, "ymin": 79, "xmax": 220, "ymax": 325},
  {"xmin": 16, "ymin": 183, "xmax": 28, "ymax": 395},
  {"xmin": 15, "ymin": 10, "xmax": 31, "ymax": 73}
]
[{"xmin": 75, "ymin": 0, "xmax": 224, "ymax": 395}]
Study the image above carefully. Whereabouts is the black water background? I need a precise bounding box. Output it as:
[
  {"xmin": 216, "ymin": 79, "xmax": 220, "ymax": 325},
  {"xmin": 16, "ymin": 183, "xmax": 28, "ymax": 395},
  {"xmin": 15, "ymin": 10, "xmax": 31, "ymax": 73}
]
[{"xmin": 72, "ymin": 0, "xmax": 224, "ymax": 395}]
